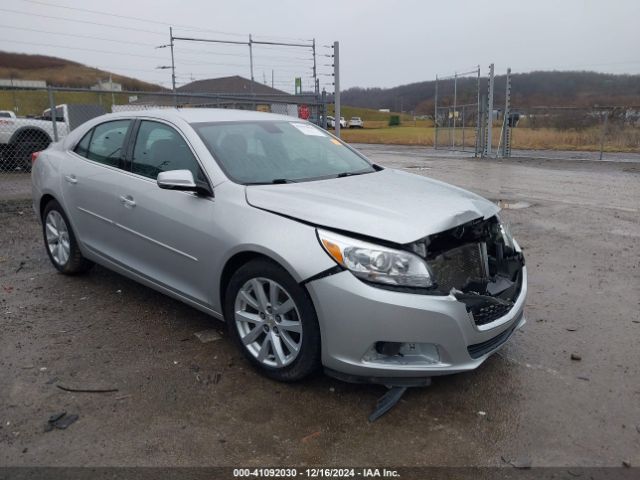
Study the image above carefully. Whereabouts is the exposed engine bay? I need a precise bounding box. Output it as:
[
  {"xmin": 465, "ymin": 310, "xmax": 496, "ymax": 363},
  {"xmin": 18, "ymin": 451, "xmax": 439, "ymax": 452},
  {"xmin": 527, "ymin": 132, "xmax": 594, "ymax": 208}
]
[{"xmin": 410, "ymin": 215, "xmax": 525, "ymax": 326}]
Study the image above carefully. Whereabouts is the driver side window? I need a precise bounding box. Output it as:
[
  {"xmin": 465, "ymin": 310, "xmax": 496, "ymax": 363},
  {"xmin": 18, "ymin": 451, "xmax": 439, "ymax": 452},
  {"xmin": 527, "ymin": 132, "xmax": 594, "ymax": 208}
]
[{"xmin": 131, "ymin": 120, "xmax": 205, "ymax": 182}]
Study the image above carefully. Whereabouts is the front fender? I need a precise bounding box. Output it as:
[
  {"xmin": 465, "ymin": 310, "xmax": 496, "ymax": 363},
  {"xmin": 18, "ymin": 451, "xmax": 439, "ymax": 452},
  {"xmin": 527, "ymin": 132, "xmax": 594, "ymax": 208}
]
[{"xmin": 209, "ymin": 182, "xmax": 337, "ymax": 312}]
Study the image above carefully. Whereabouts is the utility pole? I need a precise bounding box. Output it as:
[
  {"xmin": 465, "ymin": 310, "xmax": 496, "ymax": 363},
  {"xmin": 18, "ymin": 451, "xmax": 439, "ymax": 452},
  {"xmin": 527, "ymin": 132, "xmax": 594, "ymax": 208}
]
[
  {"xmin": 452, "ymin": 73, "xmax": 457, "ymax": 149},
  {"xmin": 434, "ymin": 75, "xmax": 438, "ymax": 150},
  {"xmin": 599, "ymin": 111, "xmax": 609, "ymax": 160},
  {"xmin": 109, "ymin": 73, "xmax": 115, "ymax": 107},
  {"xmin": 333, "ymin": 41, "xmax": 340, "ymax": 138},
  {"xmin": 474, "ymin": 65, "xmax": 481, "ymax": 157},
  {"xmin": 321, "ymin": 88, "xmax": 327, "ymax": 129},
  {"xmin": 170, "ymin": 27, "xmax": 176, "ymax": 106},
  {"xmin": 249, "ymin": 34, "xmax": 254, "ymax": 83},
  {"xmin": 271, "ymin": 69, "xmax": 274, "ymax": 89},
  {"xmin": 312, "ymin": 38, "xmax": 318, "ymax": 95}
]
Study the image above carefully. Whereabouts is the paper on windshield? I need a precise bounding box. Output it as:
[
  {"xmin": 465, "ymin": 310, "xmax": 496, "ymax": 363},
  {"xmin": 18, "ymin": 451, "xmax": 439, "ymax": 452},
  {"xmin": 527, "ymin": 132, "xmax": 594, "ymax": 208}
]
[{"xmin": 290, "ymin": 122, "xmax": 326, "ymax": 136}]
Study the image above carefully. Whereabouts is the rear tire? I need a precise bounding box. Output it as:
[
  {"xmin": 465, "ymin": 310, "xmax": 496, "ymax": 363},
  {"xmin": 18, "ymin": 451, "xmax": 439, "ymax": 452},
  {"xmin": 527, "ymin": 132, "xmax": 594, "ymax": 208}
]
[
  {"xmin": 42, "ymin": 200, "xmax": 94, "ymax": 275},
  {"xmin": 224, "ymin": 259, "xmax": 321, "ymax": 382}
]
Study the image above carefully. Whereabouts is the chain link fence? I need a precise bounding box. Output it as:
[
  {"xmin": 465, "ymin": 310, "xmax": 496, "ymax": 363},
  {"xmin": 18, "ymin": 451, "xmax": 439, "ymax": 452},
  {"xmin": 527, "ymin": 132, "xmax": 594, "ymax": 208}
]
[
  {"xmin": 433, "ymin": 67, "xmax": 482, "ymax": 155},
  {"xmin": 435, "ymin": 103, "xmax": 481, "ymax": 153},
  {"xmin": 0, "ymin": 86, "xmax": 327, "ymax": 211},
  {"xmin": 506, "ymin": 106, "xmax": 640, "ymax": 158}
]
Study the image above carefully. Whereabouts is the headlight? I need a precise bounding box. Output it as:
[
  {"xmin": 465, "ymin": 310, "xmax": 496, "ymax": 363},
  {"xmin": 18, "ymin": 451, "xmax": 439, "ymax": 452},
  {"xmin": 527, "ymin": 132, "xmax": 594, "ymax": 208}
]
[
  {"xmin": 497, "ymin": 216, "xmax": 516, "ymax": 250},
  {"xmin": 317, "ymin": 229, "xmax": 433, "ymax": 288}
]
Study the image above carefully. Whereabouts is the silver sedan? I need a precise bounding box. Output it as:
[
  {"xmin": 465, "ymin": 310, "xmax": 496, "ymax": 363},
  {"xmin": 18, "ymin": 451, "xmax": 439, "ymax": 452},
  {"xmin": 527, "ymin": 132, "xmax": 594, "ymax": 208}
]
[{"xmin": 32, "ymin": 109, "xmax": 526, "ymax": 383}]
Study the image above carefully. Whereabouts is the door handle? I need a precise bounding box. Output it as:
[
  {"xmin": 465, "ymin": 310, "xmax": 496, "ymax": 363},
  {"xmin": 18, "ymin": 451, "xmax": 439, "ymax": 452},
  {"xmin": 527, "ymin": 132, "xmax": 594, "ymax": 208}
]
[
  {"xmin": 64, "ymin": 174, "xmax": 77, "ymax": 184},
  {"xmin": 119, "ymin": 195, "xmax": 136, "ymax": 208}
]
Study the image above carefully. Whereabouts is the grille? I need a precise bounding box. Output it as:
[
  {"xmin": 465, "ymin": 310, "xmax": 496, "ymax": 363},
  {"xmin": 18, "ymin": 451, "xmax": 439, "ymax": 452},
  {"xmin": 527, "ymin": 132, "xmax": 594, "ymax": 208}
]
[
  {"xmin": 429, "ymin": 242, "xmax": 487, "ymax": 292},
  {"xmin": 470, "ymin": 302, "xmax": 513, "ymax": 326}
]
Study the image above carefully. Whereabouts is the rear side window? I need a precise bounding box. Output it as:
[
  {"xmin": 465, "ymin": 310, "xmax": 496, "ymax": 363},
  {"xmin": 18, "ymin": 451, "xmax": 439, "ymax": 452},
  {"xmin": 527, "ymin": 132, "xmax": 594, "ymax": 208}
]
[
  {"xmin": 75, "ymin": 120, "xmax": 131, "ymax": 168},
  {"xmin": 131, "ymin": 120, "xmax": 205, "ymax": 181}
]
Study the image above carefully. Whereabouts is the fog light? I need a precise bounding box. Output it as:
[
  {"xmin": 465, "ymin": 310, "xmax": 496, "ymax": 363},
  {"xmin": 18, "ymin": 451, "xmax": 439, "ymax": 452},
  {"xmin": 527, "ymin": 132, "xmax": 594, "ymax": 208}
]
[
  {"xmin": 375, "ymin": 341, "xmax": 403, "ymax": 356},
  {"xmin": 364, "ymin": 342, "xmax": 440, "ymax": 366}
]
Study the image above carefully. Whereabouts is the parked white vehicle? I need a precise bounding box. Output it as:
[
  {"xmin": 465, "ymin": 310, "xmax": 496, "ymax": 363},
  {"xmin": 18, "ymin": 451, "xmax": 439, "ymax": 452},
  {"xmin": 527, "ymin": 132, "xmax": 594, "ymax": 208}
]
[
  {"xmin": 0, "ymin": 110, "xmax": 17, "ymax": 119},
  {"xmin": 0, "ymin": 104, "xmax": 104, "ymax": 171},
  {"xmin": 348, "ymin": 117, "xmax": 364, "ymax": 128},
  {"xmin": 322, "ymin": 116, "xmax": 346, "ymax": 130}
]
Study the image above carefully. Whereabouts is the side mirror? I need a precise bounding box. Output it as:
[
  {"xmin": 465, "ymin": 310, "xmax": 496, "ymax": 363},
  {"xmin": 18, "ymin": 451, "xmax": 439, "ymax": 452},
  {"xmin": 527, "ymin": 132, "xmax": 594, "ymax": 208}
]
[{"xmin": 157, "ymin": 169, "xmax": 213, "ymax": 196}]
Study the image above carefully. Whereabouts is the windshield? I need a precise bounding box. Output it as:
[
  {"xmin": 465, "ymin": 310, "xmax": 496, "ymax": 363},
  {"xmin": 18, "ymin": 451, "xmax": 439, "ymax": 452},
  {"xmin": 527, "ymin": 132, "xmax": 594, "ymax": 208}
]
[{"xmin": 192, "ymin": 120, "xmax": 376, "ymax": 184}]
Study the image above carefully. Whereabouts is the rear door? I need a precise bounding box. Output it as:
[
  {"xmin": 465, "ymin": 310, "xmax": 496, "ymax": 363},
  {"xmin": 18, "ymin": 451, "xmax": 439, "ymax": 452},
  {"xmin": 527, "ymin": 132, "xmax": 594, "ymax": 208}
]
[
  {"xmin": 114, "ymin": 119, "xmax": 216, "ymax": 305},
  {"xmin": 61, "ymin": 119, "xmax": 133, "ymax": 260}
]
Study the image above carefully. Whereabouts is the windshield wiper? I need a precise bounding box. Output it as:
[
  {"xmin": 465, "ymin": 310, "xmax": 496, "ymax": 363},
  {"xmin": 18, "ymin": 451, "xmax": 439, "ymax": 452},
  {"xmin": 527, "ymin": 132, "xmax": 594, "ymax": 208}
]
[
  {"xmin": 336, "ymin": 170, "xmax": 372, "ymax": 178},
  {"xmin": 244, "ymin": 178, "xmax": 297, "ymax": 185},
  {"xmin": 271, "ymin": 178, "xmax": 297, "ymax": 184}
]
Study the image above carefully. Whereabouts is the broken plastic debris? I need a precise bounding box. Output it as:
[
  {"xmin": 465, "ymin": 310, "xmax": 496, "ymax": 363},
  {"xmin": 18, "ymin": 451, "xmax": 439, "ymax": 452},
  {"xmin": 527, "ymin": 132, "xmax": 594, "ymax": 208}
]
[
  {"xmin": 478, "ymin": 411, "xmax": 487, "ymax": 416},
  {"xmin": 44, "ymin": 412, "xmax": 78, "ymax": 432},
  {"xmin": 368, "ymin": 386, "xmax": 407, "ymax": 422},
  {"xmin": 194, "ymin": 329, "xmax": 222, "ymax": 343}
]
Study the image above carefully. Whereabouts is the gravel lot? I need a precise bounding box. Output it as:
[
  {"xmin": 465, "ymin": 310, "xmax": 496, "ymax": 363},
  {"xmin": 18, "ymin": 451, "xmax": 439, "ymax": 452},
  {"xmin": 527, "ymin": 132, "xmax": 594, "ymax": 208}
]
[{"xmin": 1, "ymin": 145, "xmax": 639, "ymax": 467}]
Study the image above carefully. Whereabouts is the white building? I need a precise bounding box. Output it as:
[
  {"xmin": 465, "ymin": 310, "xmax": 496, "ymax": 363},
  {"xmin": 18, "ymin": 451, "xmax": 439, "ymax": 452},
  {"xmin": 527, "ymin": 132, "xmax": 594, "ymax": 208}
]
[
  {"xmin": 0, "ymin": 79, "xmax": 47, "ymax": 88},
  {"xmin": 91, "ymin": 79, "xmax": 123, "ymax": 92}
]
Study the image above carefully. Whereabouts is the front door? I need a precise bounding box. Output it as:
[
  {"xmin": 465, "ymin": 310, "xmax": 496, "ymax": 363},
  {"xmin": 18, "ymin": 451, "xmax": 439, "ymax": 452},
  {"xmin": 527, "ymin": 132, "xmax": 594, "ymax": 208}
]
[{"xmin": 114, "ymin": 119, "xmax": 216, "ymax": 306}]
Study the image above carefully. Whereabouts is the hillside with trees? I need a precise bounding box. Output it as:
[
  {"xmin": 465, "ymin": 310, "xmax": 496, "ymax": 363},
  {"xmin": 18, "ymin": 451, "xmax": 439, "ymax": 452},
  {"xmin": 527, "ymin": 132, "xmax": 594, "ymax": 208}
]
[
  {"xmin": 0, "ymin": 51, "xmax": 162, "ymax": 91},
  {"xmin": 341, "ymin": 71, "xmax": 640, "ymax": 114}
]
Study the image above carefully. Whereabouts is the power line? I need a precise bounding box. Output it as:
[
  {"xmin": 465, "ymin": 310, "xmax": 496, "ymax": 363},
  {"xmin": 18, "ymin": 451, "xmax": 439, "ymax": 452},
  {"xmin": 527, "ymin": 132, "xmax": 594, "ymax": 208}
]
[
  {"xmin": 174, "ymin": 47, "xmax": 313, "ymax": 62},
  {"xmin": 87, "ymin": 66, "xmax": 172, "ymax": 74},
  {"xmin": 17, "ymin": 0, "xmax": 314, "ymax": 43},
  {"xmin": 176, "ymin": 59, "xmax": 311, "ymax": 71},
  {"xmin": 0, "ymin": 23, "xmax": 159, "ymax": 47},
  {"xmin": 0, "ymin": 38, "xmax": 162, "ymax": 60},
  {"xmin": 16, "ymin": 0, "xmax": 248, "ymax": 38},
  {"xmin": 0, "ymin": 7, "xmax": 166, "ymax": 35}
]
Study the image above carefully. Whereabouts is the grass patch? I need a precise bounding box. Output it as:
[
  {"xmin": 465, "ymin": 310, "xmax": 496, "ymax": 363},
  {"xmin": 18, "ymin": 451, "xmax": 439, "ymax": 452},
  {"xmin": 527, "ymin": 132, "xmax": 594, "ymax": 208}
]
[
  {"xmin": 341, "ymin": 126, "xmax": 437, "ymax": 146},
  {"xmin": 339, "ymin": 125, "xmax": 640, "ymax": 152},
  {"xmin": 0, "ymin": 90, "xmax": 132, "ymax": 116}
]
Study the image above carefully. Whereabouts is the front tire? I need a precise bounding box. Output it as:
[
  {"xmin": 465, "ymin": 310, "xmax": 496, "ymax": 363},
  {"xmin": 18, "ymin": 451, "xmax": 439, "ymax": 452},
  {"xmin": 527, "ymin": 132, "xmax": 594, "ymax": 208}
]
[
  {"xmin": 224, "ymin": 259, "xmax": 321, "ymax": 382},
  {"xmin": 42, "ymin": 200, "xmax": 93, "ymax": 275}
]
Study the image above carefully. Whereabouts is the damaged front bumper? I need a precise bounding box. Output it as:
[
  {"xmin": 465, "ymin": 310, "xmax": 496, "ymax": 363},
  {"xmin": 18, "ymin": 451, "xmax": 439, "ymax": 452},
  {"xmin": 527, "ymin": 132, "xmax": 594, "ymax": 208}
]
[
  {"xmin": 306, "ymin": 215, "xmax": 527, "ymax": 381},
  {"xmin": 307, "ymin": 266, "xmax": 526, "ymax": 379},
  {"xmin": 307, "ymin": 266, "xmax": 527, "ymax": 379}
]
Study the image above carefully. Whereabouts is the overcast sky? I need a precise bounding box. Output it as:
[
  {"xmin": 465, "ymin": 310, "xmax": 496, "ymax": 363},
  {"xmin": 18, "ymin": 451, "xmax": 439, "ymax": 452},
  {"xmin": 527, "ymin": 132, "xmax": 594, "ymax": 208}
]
[{"xmin": 1, "ymin": 0, "xmax": 639, "ymax": 92}]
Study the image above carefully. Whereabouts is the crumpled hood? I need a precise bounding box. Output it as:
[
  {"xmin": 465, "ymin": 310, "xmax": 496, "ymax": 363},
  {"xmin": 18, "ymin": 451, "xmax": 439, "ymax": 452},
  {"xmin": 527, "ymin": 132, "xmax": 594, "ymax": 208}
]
[{"xmin": 245, "ymin": 168, "xmax": 500, "ymax": 244}]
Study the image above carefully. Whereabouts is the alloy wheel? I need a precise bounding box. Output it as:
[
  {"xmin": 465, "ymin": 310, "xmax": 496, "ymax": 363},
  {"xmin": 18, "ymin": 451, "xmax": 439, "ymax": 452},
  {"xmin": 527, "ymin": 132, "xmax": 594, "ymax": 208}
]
[
  {"xmin": 45, "ymin": 210, "xmax": 70, "ymax": 266},
  {"xmin": 234, "ymin": 277, "xmax": 303, "ymax": 368}
]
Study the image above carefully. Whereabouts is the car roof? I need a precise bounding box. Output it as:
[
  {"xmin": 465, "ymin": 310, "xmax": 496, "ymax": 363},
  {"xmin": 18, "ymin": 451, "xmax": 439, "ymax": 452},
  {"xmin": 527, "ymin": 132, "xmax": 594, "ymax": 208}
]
[{"xmin": 104, "ymin": 108, "xmax": 301, "ymax": 124}]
